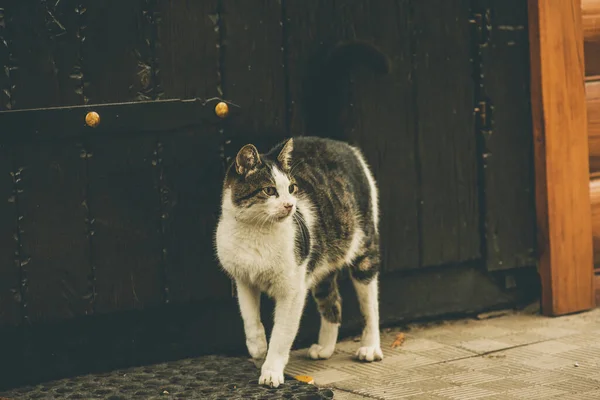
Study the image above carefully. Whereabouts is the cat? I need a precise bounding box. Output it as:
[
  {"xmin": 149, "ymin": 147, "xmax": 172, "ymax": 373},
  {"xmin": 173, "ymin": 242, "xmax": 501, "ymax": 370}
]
[{"xmin": 215, "ymin": 41, "xmax": 389, "ymax": 388}]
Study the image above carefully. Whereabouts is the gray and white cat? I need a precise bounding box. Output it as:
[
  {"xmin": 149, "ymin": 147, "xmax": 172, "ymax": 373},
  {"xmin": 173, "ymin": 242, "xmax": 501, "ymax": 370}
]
[{"xmin": 215, "ymin": 136, "xmax": 383, "ymax": 387}]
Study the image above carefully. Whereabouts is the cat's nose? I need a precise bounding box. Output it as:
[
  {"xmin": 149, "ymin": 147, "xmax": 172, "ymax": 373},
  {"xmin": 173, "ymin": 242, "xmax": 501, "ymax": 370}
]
[{"xmin": 283, "ymin": 203, "xmax": 294, "ymax": 211}]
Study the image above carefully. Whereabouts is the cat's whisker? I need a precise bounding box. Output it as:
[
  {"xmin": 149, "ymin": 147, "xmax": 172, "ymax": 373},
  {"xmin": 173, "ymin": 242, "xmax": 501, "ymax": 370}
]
[{"xmin": 257, "ymin": 213, "xmax": 274, "ymax": 232}]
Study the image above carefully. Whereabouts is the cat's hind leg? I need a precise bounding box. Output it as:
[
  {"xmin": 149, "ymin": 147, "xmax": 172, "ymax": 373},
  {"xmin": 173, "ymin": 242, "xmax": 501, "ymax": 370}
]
[
  {"xmin": 350, "ymin": 248, "xmax": 383, "ymax": 362},
  {"xmin": 308, "ymin": 270, "xmax": 341, "ymax": 360}
]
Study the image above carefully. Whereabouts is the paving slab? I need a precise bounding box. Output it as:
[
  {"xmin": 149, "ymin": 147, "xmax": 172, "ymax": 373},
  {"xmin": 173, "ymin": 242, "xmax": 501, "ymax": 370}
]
[{"xmin": 286, "ymin": 307, "xmax": 600, "ymax": 399}]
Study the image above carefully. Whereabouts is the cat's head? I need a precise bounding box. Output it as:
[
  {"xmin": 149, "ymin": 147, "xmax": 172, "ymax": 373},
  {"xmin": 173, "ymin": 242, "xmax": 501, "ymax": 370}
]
[{"xmin": 223, "ymin": 138, "xmax": 298, "ymax": 224}]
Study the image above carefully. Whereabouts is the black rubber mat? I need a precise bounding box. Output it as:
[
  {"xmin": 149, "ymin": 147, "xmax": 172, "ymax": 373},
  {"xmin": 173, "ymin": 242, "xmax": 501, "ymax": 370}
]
[{"xmin": 0, "ymin": 355, "xmax": 335, "ymax": 399}]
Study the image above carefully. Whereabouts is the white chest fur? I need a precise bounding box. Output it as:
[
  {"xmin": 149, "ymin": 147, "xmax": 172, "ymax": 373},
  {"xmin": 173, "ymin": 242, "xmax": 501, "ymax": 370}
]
[
  {"xmin": 215, "ymin": 218, "xmax": 300, "ymax": 296},
  {"xmin": 215, "ymin": 188, "xmax": 317, "ymax": 295}
]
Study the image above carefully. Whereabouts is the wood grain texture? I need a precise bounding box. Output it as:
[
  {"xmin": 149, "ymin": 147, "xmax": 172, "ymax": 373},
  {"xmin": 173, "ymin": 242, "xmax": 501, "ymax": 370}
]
[
  {"xmin": 348, "ymin": 1, "xmax": 421, "ymax": 272},
  {"xmin": 47, "ymin": 0, "xmax": 85, "ymax": 107},
  {"xmin": 285, "ymin": 0, "xmax": 420, "ymax": 271},
  {"xmin": 590, "ymin": 177, "xmax": 600, "ymax": 267},
  {"xmin": 0, "ymin": 2, "xmax": 11, "ymax": 111},
  {"xmin": 413, "ymin": 0, "xmax": 480, "ymax": 267},
  {"xmin": 156, "ymin": 0, "xmax": 231, "ymax": 302},
  {"xmin": 0, "ymin": 2, "xmax": 19, "ymax": 327},
  {"xmin": 0, "ymin": 146, "xmax": 20, "ymax": 327},
  {"xmin": 84, "ymin": 1, "xmax": 163, "ymax": 312},
  {"xmin": 158, "ymin": 0, "xmax": 220, "ymax": 100},
  {"xmin": 84, "ymin": 0, "xmax": 141, "ymax": 104},
  {"xmin": 220, "ymin": 0, "xmax": 287, "ymax": 153},
  {"xmin": 7, "ymin": 1, "xmax": 59, "ymax": 109},
  {"xmin": 87, "ymin": 134, "xmax": 164, "ymax": 313},
  {"xmin": 595, "ymin": 273, "xmax": 600, "ymax": 306},
  {"xmin": 285, "ymin": 0, "xmax": 336, "ymax": 138},
  {"xmin": 528, "ymin": 0, "xmax": 595, "ymax": 315},
  {"xmin": 5, "ymin": 2, "xmax": 91, "ymax": 323},
  {"xmin": 479, "ymin": 0, "xmax": 537, "ymax": 271},
  {"xmin": 159, "ymin": 130, "xmax": 228, "ymax": 303},
  {"xmin": 582, "ymin": 0, "xmax": 600, "ymax": 76},
  {"xmin": 587, "ymin": 81, "xmax": 600, "ymax": 173},
  {"xmin": 15, "ymin": 141, "xmax": 91, "ymax": 322}
]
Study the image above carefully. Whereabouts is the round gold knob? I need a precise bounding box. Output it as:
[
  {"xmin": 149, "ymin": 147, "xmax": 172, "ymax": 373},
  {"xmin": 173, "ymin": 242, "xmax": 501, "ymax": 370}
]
[
  {"xmin": 85, "ymin": 111, "xmax": 100, "ymax": 128},
  {"xmin": 215, "ymin": 102, "xmax": 229, "ymax": 119}
]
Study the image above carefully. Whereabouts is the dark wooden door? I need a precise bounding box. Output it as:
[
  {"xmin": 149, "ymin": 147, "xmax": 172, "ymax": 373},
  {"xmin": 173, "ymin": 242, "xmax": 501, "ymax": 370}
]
[
  {"xmin": 0, "ymin": 0, "xmax": 537, "ymax": 324},
  {"xmin": 0, "ymin": 0, "xmax": 538, "ymax": 388},
  {"xmin": 0, "ymin": 0, "xmax": 238, "ymax": 327},
  {"xmin": 0, "ymin": 99, "xmax": 238, "ymax": 325}
]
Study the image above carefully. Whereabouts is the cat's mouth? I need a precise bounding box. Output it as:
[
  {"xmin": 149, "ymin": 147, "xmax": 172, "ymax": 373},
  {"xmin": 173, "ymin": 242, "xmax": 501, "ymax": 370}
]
[
  {"xmin": 274, "ymin": 210, "xmax": 294, "ymax": 222},
  {"xmin": 274, "ymin": 214, "xmax": 290, "ymax": 222}
]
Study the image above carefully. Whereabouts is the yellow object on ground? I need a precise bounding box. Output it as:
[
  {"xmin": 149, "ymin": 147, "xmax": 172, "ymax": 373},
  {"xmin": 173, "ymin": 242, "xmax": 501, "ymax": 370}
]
[{"xmin": 294, "ymin": 375, "xmax": 315, "ymax": 385}]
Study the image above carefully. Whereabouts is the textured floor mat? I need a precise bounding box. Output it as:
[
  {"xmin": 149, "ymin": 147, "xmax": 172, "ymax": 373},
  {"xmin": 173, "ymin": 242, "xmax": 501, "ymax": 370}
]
[{"xmin": 0, "ymin": 355, "xmax": 335, "ymax": 399}]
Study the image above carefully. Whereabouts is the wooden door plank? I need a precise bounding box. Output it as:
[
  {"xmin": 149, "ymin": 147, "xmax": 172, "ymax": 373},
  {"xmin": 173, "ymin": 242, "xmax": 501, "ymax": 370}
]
[
  {"xmin": 84, "ymin": 0, "xmax": 142, "ymax": 104},
  {"xmin": 0, "ymin": 146, "xmax": 20, "ymax": 327},
  {"xmin": 158, "ymin": 0, "xmax": 220, "ymax": 100},
  {"xmin": 157, "ymin": 0, "xmax": 231, "ymax": 303},
  {"xmin": 159, "ymin": 130, "xmax": 227, "ymax": 303},
  {"xmin": 528, "ymin": 0, "xmax": 595, "ymax": 315},
  {"xmin": 83, "ymin": 0, "xmax": 164, "ymax": 312},
  {"xmin": 220, "ymin": 0, "xmax": 287, "ymax": 152},
  {"xmin": 587, "ymin": 81, "xmax": 600, "ymax": 173},
  {"xmin": 50, "ymin": 0, "xmax": 85, "ymax": 106},
  {"xmin": 285, "ymin": 0, "xmax": 337, "ymax": 138},
  {"xmin": 479, "ymin": 0, "xmax": 537, "ymax": 271},
  {"xmin": 86, "ymin": 134, "xmax": 164, "ymax": 312},
  {"xmin": 346, "ymin": 0, "xmax": 421, "ymax": 272},
  {"xmin": 583, "ymin": 0, "xmax": 600, "ymax": 76},
  {"xmin": 413, "ymin": 0, "xmax": 480, "ymax": 267},
  {"xmin": 0, "ymin": 1, "xmax": 20, "ymax": 327},
  {"xmin": 7, "ymin": 1, "xmax": 59, "ymax": 109},
  {"xmin": 4, "ymin": 1, "xmax": 91, "ymax": 323},
  {"xmin": 17, "ymin": 141, "xmax": 91, "ymax": 322},
  {"xmin": 0, "ymin": 3, "xmax": 12, "ymax": 111},
  {"xmin": 590, "ymin": 177, "xmax": 600, "ymax": 267},
  {"xmin": 595, "ymin": 273, "xmax": 600, "ymax": 306},
  {"xmin": 285, "ymin": 0, "xmax": 420, "ymax": 272}
]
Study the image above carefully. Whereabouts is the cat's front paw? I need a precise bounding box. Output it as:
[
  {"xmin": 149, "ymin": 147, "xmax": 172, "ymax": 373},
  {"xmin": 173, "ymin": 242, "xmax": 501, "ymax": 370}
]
[
  {"xmin": 356, "ymin": 346, "xmax": 383, "ymax": 362},
  {"xmin": 259, "ymin": 365, "xmax": 285, "ymax": 388},
  {"xmin": 308, "ymin": 344, "xmax": 335, "ymax": 360}
]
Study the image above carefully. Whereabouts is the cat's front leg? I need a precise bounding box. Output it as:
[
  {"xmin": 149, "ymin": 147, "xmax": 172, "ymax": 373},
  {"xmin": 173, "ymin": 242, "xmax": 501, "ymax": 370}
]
[
  {"xmin": 235, "ymin": 280, "xmax": 268, "ymax": 363},
  {"xmin": 259, "ymin": 288, "xmax": 306, "ymax": 388}
]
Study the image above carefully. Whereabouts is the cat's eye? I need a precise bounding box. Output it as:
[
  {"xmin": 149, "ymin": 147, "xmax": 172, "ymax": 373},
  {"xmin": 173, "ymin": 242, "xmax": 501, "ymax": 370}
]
[
  {"xmin": 289, "ymin": 183, "xmax": 298, "ymax": 194},
  {"xmin": 263, "ymin": 187, "xmax": 277, "ymax": 196}
]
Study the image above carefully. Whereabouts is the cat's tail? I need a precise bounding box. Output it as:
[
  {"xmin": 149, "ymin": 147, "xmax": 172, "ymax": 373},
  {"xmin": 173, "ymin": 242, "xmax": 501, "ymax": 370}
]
[
  {"xmin": 322, "ymin": 41, "xmax": 390, "ymax": 76},
  {"xmin": 302, "ymin": 41, "xmax": 391, "ymax": 137}
]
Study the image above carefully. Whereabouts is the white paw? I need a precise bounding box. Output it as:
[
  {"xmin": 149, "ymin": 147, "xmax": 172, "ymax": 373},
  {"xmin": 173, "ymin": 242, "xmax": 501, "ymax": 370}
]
[
  {"xmin": 259, "ymin": 367, "xmax": 285, "ymax": 388},
  {"xmin": 308, "ymin": 344, "xmax": 335, "ymax": 360},
  {"xmin": 356, "ymin": 346, "xmax": 383, "ymax": 362}
]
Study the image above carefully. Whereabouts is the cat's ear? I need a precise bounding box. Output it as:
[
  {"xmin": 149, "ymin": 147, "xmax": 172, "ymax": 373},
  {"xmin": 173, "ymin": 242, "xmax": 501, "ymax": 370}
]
[
  {"xmin": 235, "ymin": 144, "xmax": 261, "ymax": 176},
  {"xmin": 277, "ymin": 138, "xmax": 294, "ymax": 171}
]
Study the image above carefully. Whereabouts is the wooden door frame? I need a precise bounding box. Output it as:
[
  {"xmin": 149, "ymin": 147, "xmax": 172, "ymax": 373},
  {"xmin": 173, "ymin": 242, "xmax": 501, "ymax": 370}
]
[{"xmin": 528, "ymin": 0, "xmax": 595, "ymax": 316}]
